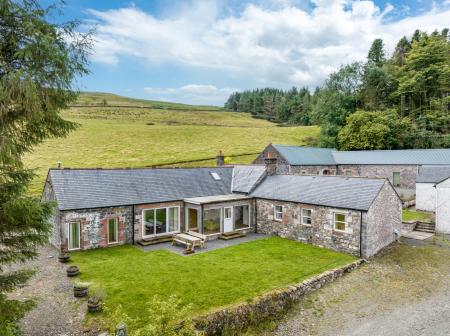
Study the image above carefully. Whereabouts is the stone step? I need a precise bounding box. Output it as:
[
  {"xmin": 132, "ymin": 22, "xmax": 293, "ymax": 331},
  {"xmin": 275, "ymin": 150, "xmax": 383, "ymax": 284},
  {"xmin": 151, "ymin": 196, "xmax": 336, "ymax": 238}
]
[
  {"xmin": 414, "ymin": 227, "xmax": 435, "ymax": 233},
  {"xmin": 415, "ymin": 224, "xmax": 435, "ymax": 229}
]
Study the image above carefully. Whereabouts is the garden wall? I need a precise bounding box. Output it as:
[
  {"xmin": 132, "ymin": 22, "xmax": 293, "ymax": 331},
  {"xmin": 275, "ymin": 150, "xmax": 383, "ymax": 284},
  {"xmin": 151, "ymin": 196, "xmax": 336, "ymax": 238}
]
[{"xmin": 194, "ymin": 259, "xmax": 364, "ymax": 335}]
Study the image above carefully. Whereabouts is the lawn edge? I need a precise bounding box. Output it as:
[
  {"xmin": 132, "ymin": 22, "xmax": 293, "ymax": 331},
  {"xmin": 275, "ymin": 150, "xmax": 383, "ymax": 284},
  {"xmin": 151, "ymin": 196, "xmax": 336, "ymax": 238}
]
[{"xmin": 194, "ymin": 259, "xmax": 364, "ymax": 335}]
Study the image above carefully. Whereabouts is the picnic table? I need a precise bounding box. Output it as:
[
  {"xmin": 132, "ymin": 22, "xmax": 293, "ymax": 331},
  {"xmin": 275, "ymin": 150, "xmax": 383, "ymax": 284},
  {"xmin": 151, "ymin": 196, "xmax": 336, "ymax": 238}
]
[{"xmin": 172, "ymin": 233, "xmax": 205, "ymax": 250}]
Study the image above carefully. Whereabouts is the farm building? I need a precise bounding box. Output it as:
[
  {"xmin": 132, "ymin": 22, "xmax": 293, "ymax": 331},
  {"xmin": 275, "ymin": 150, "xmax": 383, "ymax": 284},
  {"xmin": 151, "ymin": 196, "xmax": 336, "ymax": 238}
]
[
  {"xmin": 253, "ymin": 144, "xmax": 450, "ymax": 196},
  {"xmin": 42, "ymin": 156, "xmax": 402, "ymax": 258},
  {"xmin": 436, "ymin": 177, "xmax": 450, "ymax": 234},
  {"xmin": 416, "ymin": 166, "xmax": 450, "ymax": 212}
]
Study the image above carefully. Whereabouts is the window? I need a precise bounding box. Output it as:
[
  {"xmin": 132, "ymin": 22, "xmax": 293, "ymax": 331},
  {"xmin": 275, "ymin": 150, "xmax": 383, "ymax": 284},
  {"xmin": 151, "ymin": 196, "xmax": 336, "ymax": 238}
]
[
  {"xmin": 68, "ymin": 221, "xmax": 80, "ymax": 250},
  {"xmin": 203, "ymin": 208, "xmax": 221, "ymax": 235},
  {"xmin": 345, "ymin": 170, "xmax": 353, "ymax": 176},
  {"xmin": 234, "ymin": 205, "xmax": 250, "ymax": 229},
  {"xmin": 210, "ymin": 172, "xmax": 221, "ymax": 180},
  {"xmin": 301, "ymin": 209, "xmax": 312, "ymax": 225},
  {"xmin": 108, "ymin": 218, "xmax": 118, "ymax": 244},
  {"xmin": 274, "ymin": 205, "xmax": 283, "ymax": 221},
  {"xmin": 393, "ymin": 172, "xmax": 401, "ymax": 187},
  {"xmin": 322, "ymin": 169, "xmax": 330, "ymax": 175},
  {"xmin": 142, "ymin": 207, "xmax": 180, "ymax": 237},
  {"xmin": 224, "ymin": 207, "xmax": 232, "ymax": 219},
  {"xmin": 334, "ymin": 213, "xmax": 346, "ymax": 231}
]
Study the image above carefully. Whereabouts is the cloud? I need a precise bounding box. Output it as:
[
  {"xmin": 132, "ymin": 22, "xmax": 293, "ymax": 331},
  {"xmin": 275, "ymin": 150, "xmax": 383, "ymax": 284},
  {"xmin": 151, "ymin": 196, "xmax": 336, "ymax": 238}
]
[
  {"xmin": 88, "ymin": 0, "xmax": 450, "ymax": 90},
  {"xmin": 143, "ymin": 84, "xmax": 238, "ymax": 105}
]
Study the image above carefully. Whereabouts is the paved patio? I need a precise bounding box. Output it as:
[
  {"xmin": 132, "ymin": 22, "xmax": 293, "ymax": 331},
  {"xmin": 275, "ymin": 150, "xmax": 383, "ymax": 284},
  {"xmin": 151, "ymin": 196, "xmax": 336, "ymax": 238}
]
[
  {"xmin": 401, "ymin": 230, "xmax": 434, "ymax": 240},
  {"xmin": 139, "ymin": 232, "xmax": 267, "ymax": 256}
]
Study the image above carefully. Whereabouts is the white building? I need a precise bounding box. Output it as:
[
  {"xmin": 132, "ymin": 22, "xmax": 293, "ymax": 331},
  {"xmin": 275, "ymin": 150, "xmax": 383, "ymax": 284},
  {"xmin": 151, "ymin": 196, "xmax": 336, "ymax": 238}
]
[
  {"xmin": 416, "ymin": 166, "xmax": 450, "ymax": 212},
  {"xmin": 436, "ymin": 177, "xmax": 450, "ymax": 234}
]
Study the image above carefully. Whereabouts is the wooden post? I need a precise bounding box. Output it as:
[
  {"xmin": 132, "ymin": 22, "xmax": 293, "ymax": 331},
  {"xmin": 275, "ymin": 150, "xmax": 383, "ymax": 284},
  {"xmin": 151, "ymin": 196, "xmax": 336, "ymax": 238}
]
[{"xmin": 115, "ymin": 322, "xmax": 128, "ymax": 336}]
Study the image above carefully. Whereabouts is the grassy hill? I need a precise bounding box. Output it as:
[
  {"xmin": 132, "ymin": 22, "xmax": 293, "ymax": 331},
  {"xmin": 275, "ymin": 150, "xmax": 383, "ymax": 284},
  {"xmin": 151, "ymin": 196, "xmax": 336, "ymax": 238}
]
[{"xmin": 24, "ymin": 92, "xmax": 319, "ymax": 195}]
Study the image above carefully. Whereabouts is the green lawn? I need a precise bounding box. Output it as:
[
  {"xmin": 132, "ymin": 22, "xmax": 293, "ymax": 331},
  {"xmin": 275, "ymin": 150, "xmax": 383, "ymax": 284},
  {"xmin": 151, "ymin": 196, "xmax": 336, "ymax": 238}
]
[
  {"xmin": 402, "ymin": 209, "xmax": 434, "ymax": 222},
  {"xmin": 70, "ymin": 237, "xmax": 356, "ymax": 329},
  {"xmin": 24, "ymin": 99, "xmax": 318, "ymax": 195}
]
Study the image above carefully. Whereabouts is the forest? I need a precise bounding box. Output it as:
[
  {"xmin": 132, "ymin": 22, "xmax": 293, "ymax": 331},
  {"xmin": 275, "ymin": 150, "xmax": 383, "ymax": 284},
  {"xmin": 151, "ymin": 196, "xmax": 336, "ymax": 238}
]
[{"xmin": 224, "ymin": 29, "xmax": 450, "ymax": 150}]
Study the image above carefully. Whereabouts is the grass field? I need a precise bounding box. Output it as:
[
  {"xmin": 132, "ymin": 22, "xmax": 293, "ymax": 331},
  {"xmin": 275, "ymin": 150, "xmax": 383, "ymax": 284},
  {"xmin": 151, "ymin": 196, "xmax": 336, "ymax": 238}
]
[
  {"xmin": 70, "ymin": 237, "xmax": 356, "ymax": 330},
  {"xmin": 24, "ymin": 92, "xmax": 319, "ymax": 195},
  {"xmin": 402, "ymin": 208, "xmax": 434, "ymax": 222}
]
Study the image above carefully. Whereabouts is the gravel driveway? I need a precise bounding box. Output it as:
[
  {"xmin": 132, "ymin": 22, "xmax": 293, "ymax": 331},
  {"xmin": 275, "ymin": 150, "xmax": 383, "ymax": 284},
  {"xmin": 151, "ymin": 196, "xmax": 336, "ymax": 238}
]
[
  {"xmin": 270, "ymin": 235, "xmax": 450, "ymax": 336},
  {"xmin": 8, "ymin": 245, "xmax": 87, "ymax": 336}
]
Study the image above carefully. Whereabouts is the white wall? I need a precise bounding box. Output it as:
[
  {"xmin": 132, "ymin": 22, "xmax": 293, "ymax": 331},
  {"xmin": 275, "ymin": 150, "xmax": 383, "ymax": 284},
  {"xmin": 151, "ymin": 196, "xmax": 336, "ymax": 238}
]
[
  {"xmin": 436, "ymin": 178, "xmax": 450, "ymax": 234},
  {"xmin": 416, "ymin": 183, "xmax": 436, "ymax": 212}
]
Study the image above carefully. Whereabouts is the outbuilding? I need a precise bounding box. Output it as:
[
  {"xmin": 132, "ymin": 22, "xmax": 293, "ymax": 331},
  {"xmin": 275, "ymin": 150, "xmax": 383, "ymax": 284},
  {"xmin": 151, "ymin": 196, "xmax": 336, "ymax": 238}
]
[
  {"xmin": 436, "ymin": 177, "xmax": 450, "ymax": 234},
  {"xmin": 415, "ymin": 166, "xmax": 450, "ymax": 212}
]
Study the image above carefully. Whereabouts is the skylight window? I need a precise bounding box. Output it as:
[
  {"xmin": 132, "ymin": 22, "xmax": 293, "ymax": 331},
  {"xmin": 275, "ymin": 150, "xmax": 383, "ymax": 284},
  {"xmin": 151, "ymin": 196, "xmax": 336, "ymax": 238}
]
[{"xmin": 210, "ymin": 172, "xmax": 221, "ymax": 181}]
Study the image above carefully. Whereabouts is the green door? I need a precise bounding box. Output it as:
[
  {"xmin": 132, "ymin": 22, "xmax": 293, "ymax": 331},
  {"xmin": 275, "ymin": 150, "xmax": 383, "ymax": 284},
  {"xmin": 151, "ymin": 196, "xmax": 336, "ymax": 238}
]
[{"xmin": 393, "ymin": 172, "xmax": 401, "ymax": 187}]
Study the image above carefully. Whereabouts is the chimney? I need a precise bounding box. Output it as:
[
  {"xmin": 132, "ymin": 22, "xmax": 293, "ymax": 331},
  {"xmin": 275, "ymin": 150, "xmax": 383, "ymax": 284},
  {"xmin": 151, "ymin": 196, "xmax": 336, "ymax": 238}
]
[
  {"xmin": 57, "ymin": 161, "xmax": 62, "ymax": 169},
  {"xmin": 216, "ymin": 150, "xmax": 225, "ymax": 167},
  {"xmin": 265, "ymin": 151, "xmax": 277, "ymax": 175}
]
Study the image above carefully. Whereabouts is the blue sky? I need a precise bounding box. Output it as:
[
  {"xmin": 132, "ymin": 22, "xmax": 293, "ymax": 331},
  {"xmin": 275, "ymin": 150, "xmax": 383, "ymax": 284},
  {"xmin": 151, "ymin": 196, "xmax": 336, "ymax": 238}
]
[{"xmin": 44, "ymin": 0, "xmax": 450, "ymax": 105}]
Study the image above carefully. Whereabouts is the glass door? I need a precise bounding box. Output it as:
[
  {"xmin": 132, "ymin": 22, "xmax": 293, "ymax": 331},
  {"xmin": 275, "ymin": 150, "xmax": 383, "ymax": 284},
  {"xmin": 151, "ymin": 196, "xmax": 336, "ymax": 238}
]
[
  {"xmin": 68, "ymin": 221, "xmax": 80, "ymax": 250},
  {"xmin": 187, "ymin": 208, "xmax": 199, "ymax": 232}
]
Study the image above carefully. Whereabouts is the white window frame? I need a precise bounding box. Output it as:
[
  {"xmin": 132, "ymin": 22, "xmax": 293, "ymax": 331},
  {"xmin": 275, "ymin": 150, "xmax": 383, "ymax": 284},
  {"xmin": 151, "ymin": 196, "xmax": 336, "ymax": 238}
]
[
  {"xmin": 142, "ymin": 206, "xmax": 181, "ymax": 238},
  {"xmin": 274, "ymin": 205, "xmax": 283, "ymax": 221},
  {"xmin": 301, "ymin": 208, "xmax": 312, "ymax": 226},
  {"xmin": 68, "ymin": 221, "xmax": 81, "ymax": 251},
  {"xmin": 333, "ymin": 212, "xmax": 347, "ymax": 232},
  {"xmin": 107, "ymin": 217, "xmax": 119, "ymax": 244}
]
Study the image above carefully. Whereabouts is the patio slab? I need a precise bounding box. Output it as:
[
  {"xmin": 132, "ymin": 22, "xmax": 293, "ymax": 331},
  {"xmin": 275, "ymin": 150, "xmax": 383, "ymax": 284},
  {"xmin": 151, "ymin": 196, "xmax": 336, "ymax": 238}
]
[
  {"xmin": 401, "ymin": 230, "xmax": 434, "ymax": 240},
  {"xmin": 139, "ymin": 232, "xmax": 267, "ymax": 256}
]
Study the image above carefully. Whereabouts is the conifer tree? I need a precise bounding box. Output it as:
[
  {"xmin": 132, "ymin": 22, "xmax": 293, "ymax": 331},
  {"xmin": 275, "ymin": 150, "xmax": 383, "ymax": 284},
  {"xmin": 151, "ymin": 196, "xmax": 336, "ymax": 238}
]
[{"xmin": 0, "ymin": 1, "xmax": 92, "ymax": 332}]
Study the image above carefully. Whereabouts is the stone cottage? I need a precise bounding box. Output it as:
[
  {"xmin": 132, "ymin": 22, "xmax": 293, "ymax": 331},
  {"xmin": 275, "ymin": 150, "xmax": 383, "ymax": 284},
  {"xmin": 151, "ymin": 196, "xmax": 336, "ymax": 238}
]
[
  {"xmin": 43, "ymin": 158, "xmax": 402, "ymax": 258},
  {"xmin": 254, "ymin": 144, "xmax": 450, "ymax": 196}
]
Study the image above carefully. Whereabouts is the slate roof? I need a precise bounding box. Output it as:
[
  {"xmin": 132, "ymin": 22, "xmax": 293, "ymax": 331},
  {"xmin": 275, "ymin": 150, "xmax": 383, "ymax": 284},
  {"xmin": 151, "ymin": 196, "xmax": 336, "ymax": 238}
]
[
  {"xmin": 273, "ymin": 145, "xmax": 336, "ymax": 165},
  {"xmin": 231, "ymin": 165, "xmax": 266, "ymax": 193},
  {"xmin": 272, "ymin": 144, "xmax": 450, "ymax": 166},
  {"xmin": 48, "ymin": 167, "xmax": 233, "ymax": 210},
  {"xmin": 416, "ymin": 165, "xmax": 450, "ymax": 183},
  {"xmin": 250, "ymin": 175, "xmax": 386, "ymax": 211}
]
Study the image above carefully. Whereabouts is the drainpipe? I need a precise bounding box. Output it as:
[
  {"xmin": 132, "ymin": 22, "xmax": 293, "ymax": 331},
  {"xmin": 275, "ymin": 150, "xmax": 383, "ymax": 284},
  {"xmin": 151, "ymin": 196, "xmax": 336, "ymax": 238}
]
[
  {"xmin": 359, "ymin": 211, "xmax": 363, "ymax": 258},
  {"xmin": 131, "ymin": 205, "xmax": 135, "ymax": 245},
  {"xmin": 254, "ymin": 199, "xmax": 258, "ymax": 233}
]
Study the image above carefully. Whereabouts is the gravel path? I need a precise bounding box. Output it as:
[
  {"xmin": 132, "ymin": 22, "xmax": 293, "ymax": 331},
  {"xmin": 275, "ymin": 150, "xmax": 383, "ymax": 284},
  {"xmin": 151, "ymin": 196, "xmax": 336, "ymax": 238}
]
[
  {"xmin": 272, "ymin": 236, "xmax": 450, "ymax": 336},
  {"xmin": 8, "ymin": 245, "xmax": 87, "ymax": 336}
]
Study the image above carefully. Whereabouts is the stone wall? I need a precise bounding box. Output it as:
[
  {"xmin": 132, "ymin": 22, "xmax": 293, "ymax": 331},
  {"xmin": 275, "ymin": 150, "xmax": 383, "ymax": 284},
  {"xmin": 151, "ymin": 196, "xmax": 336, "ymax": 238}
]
[
  {"xmin": 290, "ymin": 165, "xmax": 338, "ymax": 175},
  {"xmin": 61, "ymin": 206, "xmax": 133, "ymax": 251},
  {"xmin": 337, "ymin": 164, "xmax": 417, "ymax": 190},
  {"xmin": 255, "ymin": 199, "xmax": 361, "ymax": 256},
  {"xmin": 194, "ymin": 259, "xmax": 364, "ymax": 335},
  {"xmin": 361, "ymin": 181, "xmax": 402, "ymax": 258},
  {"xmin": 252, "ymin": 144, "xmax": 291, "ymax": 174}
]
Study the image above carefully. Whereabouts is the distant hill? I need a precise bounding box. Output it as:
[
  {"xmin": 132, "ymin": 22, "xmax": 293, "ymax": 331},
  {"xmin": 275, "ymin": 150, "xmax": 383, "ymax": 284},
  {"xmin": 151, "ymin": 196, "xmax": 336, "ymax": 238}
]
[{"xmin": 74, "ymin": 92, "xmax": 222, "ymax": 111}]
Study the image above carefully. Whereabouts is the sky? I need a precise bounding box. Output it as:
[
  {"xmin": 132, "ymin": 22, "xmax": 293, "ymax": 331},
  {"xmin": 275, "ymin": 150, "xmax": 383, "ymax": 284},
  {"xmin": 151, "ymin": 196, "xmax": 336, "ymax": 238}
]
[{"xmin": 44, "ymin": 0, "xmax": 450, "ymax": 106}]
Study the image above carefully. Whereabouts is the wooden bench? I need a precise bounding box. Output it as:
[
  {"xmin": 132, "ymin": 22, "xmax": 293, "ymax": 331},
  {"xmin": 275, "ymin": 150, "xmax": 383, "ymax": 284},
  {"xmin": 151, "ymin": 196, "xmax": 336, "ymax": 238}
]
[
  {"xmin": 172, "ymin": 238, "xmax": 192, "ymax": 250},
  {"xmin": 187, "ymin": 231, "xmax": 207, "ymax": 247}
]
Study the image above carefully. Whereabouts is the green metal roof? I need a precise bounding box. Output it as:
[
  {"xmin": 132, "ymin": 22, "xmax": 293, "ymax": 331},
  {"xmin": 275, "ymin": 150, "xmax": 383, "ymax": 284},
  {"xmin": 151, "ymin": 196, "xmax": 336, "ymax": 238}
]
[
  {"xmin": 272, "ymin": 145, "xmax": 450, "ymax": 166},
  {"xmin": 273, "ymin": 145, "xmax": 336, "ymax": 165}
]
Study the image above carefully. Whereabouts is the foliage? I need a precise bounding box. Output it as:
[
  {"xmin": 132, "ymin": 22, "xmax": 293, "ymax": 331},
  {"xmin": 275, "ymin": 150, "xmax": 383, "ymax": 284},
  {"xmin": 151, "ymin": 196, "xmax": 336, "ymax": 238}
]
[
  {"xmin": 0, "ymin": 0, "xmax": 91, "ymax": 332},
  {"xmin": 311, "ymin": 63, "xmax": 363, "ymax": 147},
  {"xmin": 224, "ymin": 87, "xmax": 312, "ymax": 124},
  {"xmin": 70, "ymin": 237, "xmax": 355, "ymax": 330},
  {"xmin": 337, "ymin": 110, "xmax": 414, "ymax": 150},
  {"xmin": 224, "ymin": 28, "xmax": 449, "ymax": 149},
  {"xmin": 106, "ymin": 298, "xmax": 199, "ymax": 336},
  {"xmin": 316, "ymin": 28, "xmax": 449, "ymax": 149}
]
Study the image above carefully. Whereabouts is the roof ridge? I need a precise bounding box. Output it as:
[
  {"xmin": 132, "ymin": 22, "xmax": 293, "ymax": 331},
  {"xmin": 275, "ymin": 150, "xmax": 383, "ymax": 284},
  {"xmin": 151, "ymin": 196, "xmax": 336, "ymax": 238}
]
[{"xmin": 49, "ymin": 166, "xmax": 234, "ymax": 171}]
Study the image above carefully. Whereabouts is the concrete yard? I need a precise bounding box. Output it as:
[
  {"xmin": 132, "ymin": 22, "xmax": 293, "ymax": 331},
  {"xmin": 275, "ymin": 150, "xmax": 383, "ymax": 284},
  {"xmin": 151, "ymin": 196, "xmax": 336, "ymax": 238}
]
[{"xmin": 253, "ymin": 234, "xmax": 450, "ymax": 336}]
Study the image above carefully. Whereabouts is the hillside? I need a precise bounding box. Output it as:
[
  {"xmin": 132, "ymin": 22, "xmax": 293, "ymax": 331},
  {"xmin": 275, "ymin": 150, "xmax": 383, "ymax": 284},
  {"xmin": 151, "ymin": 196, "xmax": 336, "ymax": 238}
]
[{"xmin": 24, "ymin": 92, "xmax": 319, "ymax": 195}]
